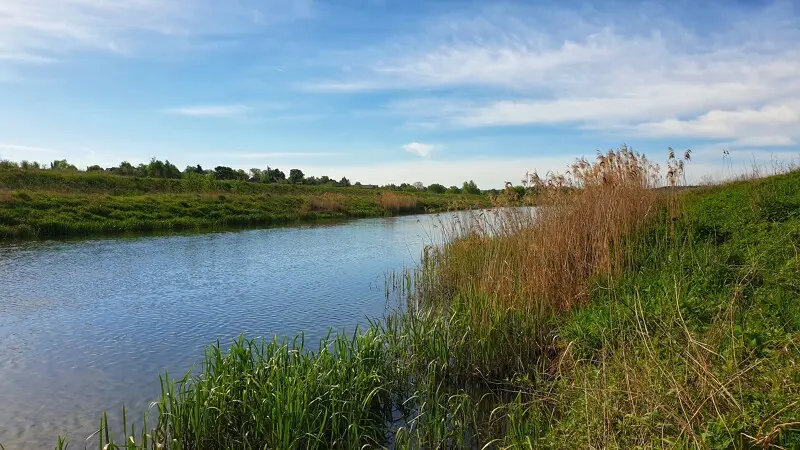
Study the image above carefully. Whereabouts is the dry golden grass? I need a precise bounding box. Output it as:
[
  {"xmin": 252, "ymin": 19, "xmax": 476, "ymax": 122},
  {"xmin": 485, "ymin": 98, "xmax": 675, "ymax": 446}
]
[
  {"xmin": 307, "ymin": 192, "xmax": 349, "ymax": 212},
  {"xmin": 425, "ymin": 146, "xmax": 685, "ymax": 313},
  {"xmin": 378, "ymin": 192, "xmax": 418, "ymax": 211},
  {"xmin": 0, "ymin": 190, "xmax": 13, "ymax": 203}
]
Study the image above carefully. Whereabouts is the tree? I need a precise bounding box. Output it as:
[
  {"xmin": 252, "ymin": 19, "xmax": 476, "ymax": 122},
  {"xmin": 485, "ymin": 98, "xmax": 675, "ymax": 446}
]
[
  {"xmin": 134, "ymin": 164, "xmax": 148, "ymax": 178},
  {"xmin": 412, "ymin": 181, "xmax": 425, "ymax": 190},
  {"xmin": 185, "ymin": 164, "xmax": 204, "ymax": 175},
  {"xmin": 118, "ymin": 161, "xmax": 135, "ymax": 176},
  {"xmin": 50, "ymin": 159, "xmax": 77, "ymax": 171},
  {"xmin": 214, "ymin": 166, "xmax": 237, "ymax": 180},
  {"xmin": 289, "ymin": 169, "xmax": 305, "ymax": 184},
  {"xmin": 266, "ymin": 167, "xmax": 286, "ymax": 183},
  {"xmin": 462, "ymin": 180, "xmax": 480, "ymax": 195},
  {"xmin": 339, "ymin": 177, "xmax": 351, "ymax": 187},
  {"xmin": 445, "ymin": 185, "xmax": 462, "ymax": 194},
  {"xmin": 86, "ymin": 165, "xmax": 104, "ymax": 172},
  {"xmin": 249, "ymin": 168, "xmax": 264, "ymax": 181},
  {"xmin": 20, "ymin": 160, "xmax": 41, "ymax": 170},
  {"xmin": 427, "ymin": 183, "xmax": 446, "ymax": 194},
  {"xmin": 164, "ymin": 160, "xmax": 182, "ymax": 179}
]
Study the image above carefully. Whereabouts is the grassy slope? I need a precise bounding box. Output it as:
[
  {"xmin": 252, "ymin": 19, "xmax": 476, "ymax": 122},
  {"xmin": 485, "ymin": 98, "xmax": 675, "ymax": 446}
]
[
  {"xmin": 37, "ymin": 171, "xmax": 800, "ymax": 449},
  {"xmin": 550, "ymin": 171, "xmax": 800, "ymax": 448},
  {"xmin": 0, "ymin": 170, "xmax": 489, "ymax": 239}
]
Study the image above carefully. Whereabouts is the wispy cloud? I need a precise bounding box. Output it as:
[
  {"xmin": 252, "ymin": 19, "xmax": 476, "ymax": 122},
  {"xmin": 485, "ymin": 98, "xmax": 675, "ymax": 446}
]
[
  {"xmin": 164, "ymin": 104, "xmax": 253, "ymax": 118},
  {"xmin": 402, "ymin": 142, "xmax": 437, "ymax": 157},
  {"xmin": 0, "ymin": 0, "xmax": 314, "ymax": 66},
  {"xmin": 0, "ymin": 142, "xmax": 57, "ymax": 153},
  {"xmin": 225, "ymin": 151, "xmax": 344, "ymax": 159},
  {"xmin": 300, "ymin": 1, "xmax": 800, "ymax": 149}
]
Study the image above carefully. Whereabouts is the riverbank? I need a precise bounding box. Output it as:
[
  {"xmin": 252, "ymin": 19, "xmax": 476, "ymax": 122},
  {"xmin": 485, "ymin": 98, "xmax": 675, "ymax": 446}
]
[
  {"xmin": 0, "ymin": 171, "xmax": 490, "ymax": 239},
  {"xmin": 45, "ymin": 151, "xmax": 800, "ymax": 448}
]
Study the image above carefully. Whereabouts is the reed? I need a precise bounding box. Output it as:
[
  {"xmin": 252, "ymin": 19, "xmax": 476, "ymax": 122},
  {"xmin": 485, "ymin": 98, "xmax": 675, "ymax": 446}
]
[
  {"xmin": 306, "ymin": 192, "xmax": 349, "ymax": 212},
  {"xmin": 378, "ymin": 192, "xmax": 420, "ymax": 213}
]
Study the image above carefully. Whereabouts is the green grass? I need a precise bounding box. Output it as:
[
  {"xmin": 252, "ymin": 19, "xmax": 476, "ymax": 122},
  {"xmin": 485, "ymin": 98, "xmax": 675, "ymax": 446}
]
[
  {"xmin": 37, "ymin": 170, "xmax": 800, "ymax": 449},
  {"xmin": 0, "ymin": 171, "xmax": 489, "ymax": 239}
]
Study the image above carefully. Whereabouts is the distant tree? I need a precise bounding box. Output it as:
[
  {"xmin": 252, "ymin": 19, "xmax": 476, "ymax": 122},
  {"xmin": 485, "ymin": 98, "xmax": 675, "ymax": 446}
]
[
  {"xmin": 86, "ymin": 165, "xmax": 104, "ymax": 172},
  {"xmin": 289, "ymin": 168, "xmax": 305, "ymax": 184},
  {"xmin": 20, "ymin": 160, "xmax": 41, "ymax": 171},
  {"xmin": 214, "ymin": 166, "xmax": 237, "ymax": 181},
  {"xmin": 354, "ymin": 181, "xmax": 362, "ymax": 186},
  {"xmin": 146, "ymin": 158, "xmax": 165, "ymax": 178},
  {"xmin": 118, "ymin": 161, "xmax": 135, "ymax": 176},
  {"xmin": 339, "ymin": 177, "xmax": 351, "ymax": 187},
  {"xmin": 266, "ymin": 167, "xmax": 286, "ymax": 183},
  {"xmin": 134, "ymin": 164, "xmax": 148, "ymax": 178},
  {"xmin": 250, "ymin": 168, "xmax": 264, "ymax": 180},
  {"xmin": 427, "ymin": 183, "xmax": 446, "ymax": 194},
  {"xmin": 235, "ymin": 169, "xmax": 249, "ymax": 181},
  {"xmin": 164, "ymin": 160, "xmax": 181, "ymax": 179},
  {"xmin": 50, "ymin": 159, "xmax": 77, "ymax": 171},
  {"xmin": 445, "ymin": 185, "xmax": 462, "ymax": 194},
  {"xmin": 0, "ymin": 160, "xmax": 19, "ymax": 169},
  {"xmin": 462, "ymin": 180, "xmax": 480, "ymax": 195},
  {"xmin": 185, "ymin": 164, "xmax": 204, "ymax": 175},
  {"xmin": 412, "ymin": 181, "xmax": 425, "ymax": 190}
]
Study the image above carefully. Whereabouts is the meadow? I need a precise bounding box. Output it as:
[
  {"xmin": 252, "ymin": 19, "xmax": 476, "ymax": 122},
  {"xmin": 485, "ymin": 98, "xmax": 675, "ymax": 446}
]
[
  {"xmin": 0, "ymin": 170, "xmax": 489, "ymax": 239},
  {"xmin": 12, "ymin": 147, "xmax": 799, "ymax": 449}
]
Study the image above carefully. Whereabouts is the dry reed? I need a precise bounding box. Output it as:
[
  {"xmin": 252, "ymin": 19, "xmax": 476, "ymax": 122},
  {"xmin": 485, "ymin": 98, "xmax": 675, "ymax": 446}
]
[
  {"xmin": 307, "ymin": 192, "xmax": 349, "ymax": 212},
  {"xmin": 379, "ymin": 192, "xmax": 419, "ymax": 212},
  {"xmin": 424, "ymin": 145, "xmax": 678, "ymax": 312}
]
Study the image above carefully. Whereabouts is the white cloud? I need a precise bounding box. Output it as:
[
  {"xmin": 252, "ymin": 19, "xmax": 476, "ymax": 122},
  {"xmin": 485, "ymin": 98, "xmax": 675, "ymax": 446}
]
[
  {"xmin": 0, "ymin": 0, "xmax": 313, "ymax": 65},
  {"xmin": 165, "ymin": 104, "xmax": 253, "ymax": 118},
  {"xmin": 225, "ymin": 151, "xmax": 343, "ymax": 158},
  {"xmin": 299, "ymin": 156, "xmax": 575, "ymax": 188},
  {"xmin": 300, "ymin": 1, "xmax": 800, "ymax": 149},
  {"xmin": 402, "ymin": 142, "xmax": 437, "ymax": 157},
  {"xmin": 632, "ymin": 103, "xmax": 800, "ymax": 147},
  {"xmin": 0, "ymin": 142, "xmax": 57, "ymax": 153}
]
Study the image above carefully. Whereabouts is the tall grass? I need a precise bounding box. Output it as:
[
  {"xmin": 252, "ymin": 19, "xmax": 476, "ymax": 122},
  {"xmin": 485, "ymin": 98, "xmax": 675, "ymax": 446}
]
[
  {"xmin": 306, "ymin": 192, "xmax": 350, "ymax": 212},
  {"xmin": 378, "ymin": 192, "xmax": 420, "ymax": 213}
]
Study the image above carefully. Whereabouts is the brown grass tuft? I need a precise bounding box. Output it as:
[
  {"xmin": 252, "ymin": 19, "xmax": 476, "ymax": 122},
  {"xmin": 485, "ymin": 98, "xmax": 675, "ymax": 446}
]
[
  {"xmin": 379, "ymin": 192, "xmax": 419, "ymax": 212},
  {"xmin": 423, "ymin": 145, "xmax": 681, "ymax": 313},
  {"xmin": 307, "ymin": 192, "xmax": 349, "ymax": 212},
  {"xmin": 0, "ymin": 190, "xmax": 13, "ymax": 203}
]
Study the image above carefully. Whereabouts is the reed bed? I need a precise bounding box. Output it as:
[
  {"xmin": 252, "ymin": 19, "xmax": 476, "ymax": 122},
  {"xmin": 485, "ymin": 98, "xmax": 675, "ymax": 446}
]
[
  {"xmin": 306, "ymin": 192, "xmax": 350, "ymax": 212},
  {"xmin": 378, "ymin": 192, "xmax": 420, "ymax": 213}
]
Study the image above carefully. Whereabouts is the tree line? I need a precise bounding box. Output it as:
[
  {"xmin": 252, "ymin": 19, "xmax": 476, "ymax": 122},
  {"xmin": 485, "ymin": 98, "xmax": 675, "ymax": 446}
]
[{"xmin": 0, "ymin": 158, "xmax": 484, "ymax": 194}]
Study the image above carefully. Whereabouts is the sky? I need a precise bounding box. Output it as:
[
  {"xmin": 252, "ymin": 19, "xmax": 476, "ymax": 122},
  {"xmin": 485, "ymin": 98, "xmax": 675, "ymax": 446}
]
[{"xmin": 1, "ymin": 0, "xmax": 799, "ymax": 188}]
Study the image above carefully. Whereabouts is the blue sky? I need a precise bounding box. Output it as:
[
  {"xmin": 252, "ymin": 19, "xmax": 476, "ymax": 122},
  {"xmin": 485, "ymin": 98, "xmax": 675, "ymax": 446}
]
[{"xmin": 1, "ymin": 0, "xmax": 799, "ymax": 187}]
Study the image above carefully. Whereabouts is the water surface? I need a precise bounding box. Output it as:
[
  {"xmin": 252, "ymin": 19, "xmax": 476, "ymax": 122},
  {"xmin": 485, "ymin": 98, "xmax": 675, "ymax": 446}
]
[{"xmin": 0, "ymin": 212, "xmax": 481, "ymax": 449}]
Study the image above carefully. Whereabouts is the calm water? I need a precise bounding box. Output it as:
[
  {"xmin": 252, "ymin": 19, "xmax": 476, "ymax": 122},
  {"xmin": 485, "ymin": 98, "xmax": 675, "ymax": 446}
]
[{"xmin": 0, "ymin": 212, "xmax": 484, "ymax": 449}]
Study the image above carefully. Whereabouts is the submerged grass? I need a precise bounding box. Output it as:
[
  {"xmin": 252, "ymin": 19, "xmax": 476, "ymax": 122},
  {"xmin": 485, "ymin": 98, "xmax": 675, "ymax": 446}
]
[{"xmin": 42, "ymin": 148, "xmax": 800, "ymax": 449}]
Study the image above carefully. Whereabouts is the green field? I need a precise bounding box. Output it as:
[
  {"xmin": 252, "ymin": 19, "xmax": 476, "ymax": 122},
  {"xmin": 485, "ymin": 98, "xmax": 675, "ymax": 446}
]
[
  {"xmin": 0, "ymin": 170, "xmax": 490, "ymax": 239},
  {"xmin": 40, "ymin": 150, "xmax": 799, "ymax": 449}
]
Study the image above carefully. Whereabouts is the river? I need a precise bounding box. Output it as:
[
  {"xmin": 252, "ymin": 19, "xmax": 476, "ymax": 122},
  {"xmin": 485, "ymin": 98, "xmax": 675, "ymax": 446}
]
[{"xmin": 0, "ymin": 211, "xmax": 503, "ymax": 449}]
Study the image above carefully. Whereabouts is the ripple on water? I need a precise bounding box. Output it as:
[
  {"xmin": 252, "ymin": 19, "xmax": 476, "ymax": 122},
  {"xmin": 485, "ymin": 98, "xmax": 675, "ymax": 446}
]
[{"xmin": 0, "ymin": 210, "xmax": 517, "ymax": 448}]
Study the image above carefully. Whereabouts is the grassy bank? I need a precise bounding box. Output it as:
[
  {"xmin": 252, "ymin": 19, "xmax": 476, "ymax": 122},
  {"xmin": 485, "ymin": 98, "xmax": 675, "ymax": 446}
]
[
  {"xmin": 42, "ymin": 150, "xmax": 800, "ymax": 449},
  {"xmin": 0, "ymin": 170, "xmax": 489, "ymax": 239}
]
